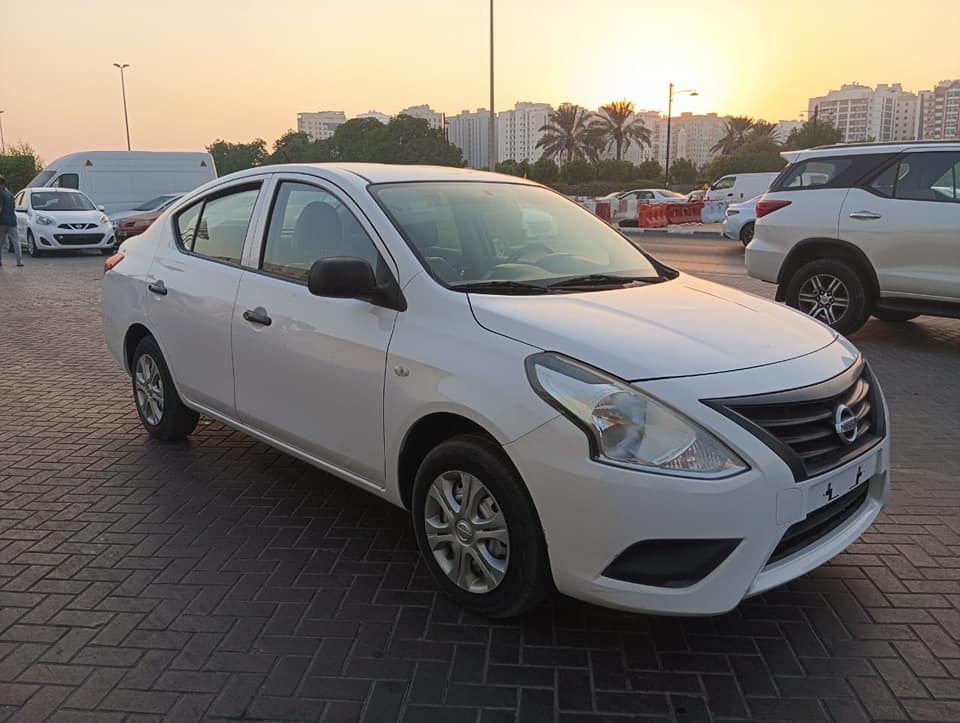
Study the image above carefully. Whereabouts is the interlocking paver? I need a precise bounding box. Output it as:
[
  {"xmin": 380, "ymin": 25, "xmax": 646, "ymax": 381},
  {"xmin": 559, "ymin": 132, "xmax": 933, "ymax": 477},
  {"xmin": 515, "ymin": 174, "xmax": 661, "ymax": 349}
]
[{"xmin": 1, "ymin": 247, "xmax": 959, "ymax": 720}]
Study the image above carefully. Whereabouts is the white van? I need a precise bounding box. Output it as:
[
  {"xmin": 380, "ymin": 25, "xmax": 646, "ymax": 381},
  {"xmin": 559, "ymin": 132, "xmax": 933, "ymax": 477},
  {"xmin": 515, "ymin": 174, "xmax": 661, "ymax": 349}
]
[
  {"xmin": 27, "ymin": 151, "xmax": 217, "ymax": 216},
  {"xmin": 704, "ymin": 171, "xmax": 780, "ymax": 202}
]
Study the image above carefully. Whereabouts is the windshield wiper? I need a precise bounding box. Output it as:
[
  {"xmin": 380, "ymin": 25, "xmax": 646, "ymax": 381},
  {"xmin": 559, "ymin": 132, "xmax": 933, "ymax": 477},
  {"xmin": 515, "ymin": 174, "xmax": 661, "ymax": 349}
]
[
  {"xmin": 450, "ymin": 280, "xmax": 551, "ymax": 294},
  {"xmin": 546, "ymin": 274, "xmax": 664, "ymax": 289}
]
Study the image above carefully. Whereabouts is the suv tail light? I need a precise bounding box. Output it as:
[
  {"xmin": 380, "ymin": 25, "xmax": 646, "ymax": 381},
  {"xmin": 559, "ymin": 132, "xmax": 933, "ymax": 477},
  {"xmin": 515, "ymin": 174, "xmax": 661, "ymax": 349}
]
[
  {"xmin": 756, "ymin": 199, "xmax": 792, "ymax": 218},
  {"xmin": 104, "ymin": 252, "xmax": 124, "ymax": 273}
]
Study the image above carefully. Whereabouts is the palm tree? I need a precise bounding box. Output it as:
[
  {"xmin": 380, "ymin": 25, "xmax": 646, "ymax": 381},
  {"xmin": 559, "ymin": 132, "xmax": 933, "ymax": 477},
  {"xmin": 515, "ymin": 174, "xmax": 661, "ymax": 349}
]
[
  {"xmin": 748, "ymin": 120, "xmax": 778, "ymax": 144},
  {"xmin": 711, "ymin": 116, "xmax": 756, "ymax": 155},
  {"xmin": 590, "ymin": 101, "xmax": 652, "ymax": 161},
  {"xmin": 536, "ymin": 104, "xmax": 599, "ymax": 163}
]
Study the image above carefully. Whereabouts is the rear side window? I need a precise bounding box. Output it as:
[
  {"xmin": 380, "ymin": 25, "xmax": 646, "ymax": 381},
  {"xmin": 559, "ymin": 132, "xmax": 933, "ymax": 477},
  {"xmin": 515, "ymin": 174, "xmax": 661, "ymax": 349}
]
[
  {"xmin": 779, "ymin": 159, "xmax": 851, "ymax": 189},
  {"xmin": 891, "ymin": 152, "xmax": 959, "ymax": 203},
  {"xmin": 711, "ymin": 177, "xmax": 735, "ymax": 190},
  {"xmin": 175, "ymin": 184, "xmax": 261, "ymax": 265}
]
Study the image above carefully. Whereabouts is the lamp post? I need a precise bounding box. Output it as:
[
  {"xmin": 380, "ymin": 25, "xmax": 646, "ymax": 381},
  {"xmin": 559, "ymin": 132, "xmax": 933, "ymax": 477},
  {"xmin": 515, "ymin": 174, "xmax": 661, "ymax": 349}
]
[
  {"xmin": 663, "ymin": 83, "xmax": 698, "ymax": 187},
  {"xmin": 488, "ymin": 0, "xmax": 496, "ymax": 171},
  {"xmin": 113, "ymin": 63, "xmax": 131, "ymax": 151},
  {"xmin": 0, "ymin": 111, "xmax": 5, "ymax": 155}
]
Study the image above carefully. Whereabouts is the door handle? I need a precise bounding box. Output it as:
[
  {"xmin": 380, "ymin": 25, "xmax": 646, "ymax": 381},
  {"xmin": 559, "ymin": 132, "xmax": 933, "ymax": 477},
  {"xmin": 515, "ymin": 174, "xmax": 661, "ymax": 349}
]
[
  {"xmin": 849, "ymin": 211, "xmax": 882, "ymax": 220},
  {"xmin": 147, "ymin": 280, "xmax": 167, "ymax": 296},
  {"xmin": 243, "ymin": 307, "xmax": 272, "ymax": 327}
]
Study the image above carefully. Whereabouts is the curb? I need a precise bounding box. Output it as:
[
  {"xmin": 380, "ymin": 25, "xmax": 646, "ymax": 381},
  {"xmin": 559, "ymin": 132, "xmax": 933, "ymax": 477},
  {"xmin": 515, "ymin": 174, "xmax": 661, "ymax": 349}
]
[{"xmin": 622, "ymin": 228, "xmax": 724, "ymax": 238}]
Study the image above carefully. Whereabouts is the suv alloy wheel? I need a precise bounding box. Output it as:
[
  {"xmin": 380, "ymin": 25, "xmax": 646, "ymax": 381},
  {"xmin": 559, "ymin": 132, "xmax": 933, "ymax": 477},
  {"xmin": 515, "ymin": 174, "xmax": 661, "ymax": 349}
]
[{"xmin": 785, "ymin": 258, "xmax": 870, "ymax": 335}]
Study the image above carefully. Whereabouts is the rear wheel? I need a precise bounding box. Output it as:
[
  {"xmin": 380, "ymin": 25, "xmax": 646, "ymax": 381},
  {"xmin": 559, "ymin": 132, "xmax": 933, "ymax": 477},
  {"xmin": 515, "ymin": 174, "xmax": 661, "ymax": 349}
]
[
  {"xmin": 100, "ymin": 248, "xmax": 114, "ymax": 256},
  {"xmin": 873, "ymin": 310, "xmax": 917, "ymax": 322},
  {"xmin": 131, "ymin": 336, "xmax": 199, "ymax": 441},
  {"xmin": 412, "ymin": 434, "xmax": 549, "ymax": 618},
  {"xmin": 784, "ymin": 258, "xmax": 870, "ymax": 335},
  {"xmin": 739, "ymin": 222, "xmax": 755, "ymax": 246}
]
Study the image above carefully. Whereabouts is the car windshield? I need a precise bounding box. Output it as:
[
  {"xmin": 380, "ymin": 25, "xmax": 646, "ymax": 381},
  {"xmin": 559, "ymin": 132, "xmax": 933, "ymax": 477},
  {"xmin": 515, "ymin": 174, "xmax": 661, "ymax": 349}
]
[
  {"xmin": 31, "ymin": 191, "xmax": 95, "ymax": 211},
  {"xmin": 372, "ymin": 182, "xmax": 662, "ymax": 290},
  {"xmin": 27, "ymin": 171, "xmax": 56, "ymax": 188},
  {"xmin": 134, "ymin": 195, "xmax": 176, "ymax": 211}
]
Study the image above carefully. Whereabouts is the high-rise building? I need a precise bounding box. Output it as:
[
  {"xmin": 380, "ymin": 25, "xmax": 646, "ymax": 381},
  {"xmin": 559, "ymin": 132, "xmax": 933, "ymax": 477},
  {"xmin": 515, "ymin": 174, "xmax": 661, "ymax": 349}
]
[
  {"xmin": 917, "ymin": 79, "xmax": 960, "ymax": 140},
  {"xmin": 399, "ymin": 104, "xmax": 443, "ymax": 130},
  {"xmin": 775, "ymin": 120, "xmax": 803, "ymax": 142},
  {"xmin": 808, "ymin": 84, "xmax": 918, "ymax": 143},
  {"xmin": 296, "ymin": 111, "xmax": 347, "ymax": 141},
  {"xmin": 657, "ymin": 112, "xmax": 728, "ymax": 169},
  {"xmin": 356, "ymin": 110, "xmax": 390, "ymax": 124},
  {"xmin": 446, "ymin": 109, "xmax": 491, "ymax": 169},
  {"xmin": 497, "ymin": 102, "xmax": 553, "ymax": 162}
]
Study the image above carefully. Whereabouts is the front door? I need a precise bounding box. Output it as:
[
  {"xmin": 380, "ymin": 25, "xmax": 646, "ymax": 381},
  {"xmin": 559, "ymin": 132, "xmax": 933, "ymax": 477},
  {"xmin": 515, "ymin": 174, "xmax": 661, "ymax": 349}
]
[
  {"xmin": 841, "ymin": 150, "xmax": 960, "ymax": 300},
  {"xmin": 231, "ymin": 177, "xmax": 399, "ymax": 487}
]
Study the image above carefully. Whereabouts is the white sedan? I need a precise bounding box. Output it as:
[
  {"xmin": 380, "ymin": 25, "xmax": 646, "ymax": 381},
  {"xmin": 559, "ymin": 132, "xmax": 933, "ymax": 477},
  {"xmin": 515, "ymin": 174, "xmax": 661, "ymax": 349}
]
[
  {"xmin": 12, "ymin": 187, "xmax": 115, "ymax": 257},
  {"xmin": 722, "ymin": 195, "xmax": 760, "ymax": 245},
  {"xmin": 101, "ymin": 164, "xmax": 889, "ymax": 618}
]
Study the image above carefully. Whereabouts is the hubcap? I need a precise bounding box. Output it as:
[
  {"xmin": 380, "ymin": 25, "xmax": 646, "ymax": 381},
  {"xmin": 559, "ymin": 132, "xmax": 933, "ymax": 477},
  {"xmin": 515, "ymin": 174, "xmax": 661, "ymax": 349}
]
[
  {"xmin": 424, "ymin": 470, "xmax": 509, "ymax": 594},
  {"xmin": 134, "ymin": 354, "xmax": 165, "ymax": 426},
  {"xmin": 797, "ymin": 274, "xmax": 850, "ymax": 326}
]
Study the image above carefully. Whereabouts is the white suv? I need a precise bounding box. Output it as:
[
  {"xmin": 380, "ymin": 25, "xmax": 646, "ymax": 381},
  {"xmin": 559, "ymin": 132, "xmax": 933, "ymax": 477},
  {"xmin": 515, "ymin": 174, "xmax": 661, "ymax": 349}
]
[
  {"xmin": 101, "ymin": 164, "xmax": 889, "ymax": 618},
  {"xmin": 746, "ymin": 142, "xmax": 960, "ymax": 334}
]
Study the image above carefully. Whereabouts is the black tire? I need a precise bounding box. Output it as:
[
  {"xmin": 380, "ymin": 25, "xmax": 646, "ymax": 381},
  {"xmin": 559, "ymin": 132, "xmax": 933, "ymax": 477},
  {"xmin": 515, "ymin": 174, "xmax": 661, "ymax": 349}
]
[
  {"xmin": 27, "ymin": 231, "xmax": 42, "ymax": 258},
  {"xmin": 100, "ymin": 248, "xmax": 114, "ymax": 256},
  {"xmin": 412, "ymin": 434, "xmax": 549, "ymax": 618},
  {"xmin": 873, "ymin": 310, "xmax": 918, "ymax": 322},
  {"xmin": 739, "ymin": 222, "xmax": 755, "ymax": 246},
  {"xmin": 131, "ymin": 336, "xmax": 199, "ymax": 441},
  {"xmin": 784, "ymin": 258, "xmax": 871, "ymax": 335}
]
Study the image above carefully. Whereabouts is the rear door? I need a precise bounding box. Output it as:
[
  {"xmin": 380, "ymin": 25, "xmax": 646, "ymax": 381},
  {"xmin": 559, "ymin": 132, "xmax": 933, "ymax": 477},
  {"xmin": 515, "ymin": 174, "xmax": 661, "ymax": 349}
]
[{"xmin": 840, "ymin": 150, "xmax": 960, "ymax": 300}]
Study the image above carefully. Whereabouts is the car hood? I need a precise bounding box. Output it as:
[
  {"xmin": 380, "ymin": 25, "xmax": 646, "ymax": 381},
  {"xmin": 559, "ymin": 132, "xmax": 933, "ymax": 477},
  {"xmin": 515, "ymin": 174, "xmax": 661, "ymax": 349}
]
[
  {"xmin": 118, "ymin": 210, "xmax": 161, "ymax": 226},
  {"xmin": 468, "ymin": 274, "xmax": 838, "ymax": 380}
]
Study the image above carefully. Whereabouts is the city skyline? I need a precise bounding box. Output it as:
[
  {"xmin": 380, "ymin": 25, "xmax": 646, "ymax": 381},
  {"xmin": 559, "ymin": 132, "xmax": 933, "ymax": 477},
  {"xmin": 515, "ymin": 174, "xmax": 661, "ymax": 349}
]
[{"xmin": 7, "ymin": 0, "xmax": 958, "ymax": 162}]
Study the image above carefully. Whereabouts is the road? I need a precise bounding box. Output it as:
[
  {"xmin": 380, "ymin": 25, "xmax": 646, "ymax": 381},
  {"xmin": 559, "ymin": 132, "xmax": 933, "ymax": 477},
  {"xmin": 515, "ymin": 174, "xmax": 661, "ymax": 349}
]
[{"xmin": 1, "ymin": 246, "xmax": 959, "ymax": 722}]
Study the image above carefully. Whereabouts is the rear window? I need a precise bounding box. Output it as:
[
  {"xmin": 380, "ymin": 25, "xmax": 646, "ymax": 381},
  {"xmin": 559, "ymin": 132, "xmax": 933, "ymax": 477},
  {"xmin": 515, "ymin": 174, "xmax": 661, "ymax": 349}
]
[{"xmin": 771, "ymin": 153, "xmax": 893, "ymax": 192}]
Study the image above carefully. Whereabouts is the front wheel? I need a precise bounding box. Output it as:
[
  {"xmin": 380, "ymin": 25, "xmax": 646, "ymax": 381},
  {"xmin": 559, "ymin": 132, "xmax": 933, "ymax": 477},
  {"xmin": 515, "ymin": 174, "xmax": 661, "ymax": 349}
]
[
  {"xmin": 784, "ymin": 258, "xmax": 871, "ymax": 335},
  {"xmin": 739, "ymin": 222, "xmax": 755, "ymax": 246},
  {"xmin": 873, "ymin": 310, "xmax": 917, "ymax": 322},
  {"xmin": 412, "ymin": 435, "xmax": 549, "ymax": 618},
  {"xmin": 27, "ymin": 231, "xmax": 42, "ymax": 258},
  {"xmin": 131, "ymin": 336, "xmax": 199, "ymax": 440}
]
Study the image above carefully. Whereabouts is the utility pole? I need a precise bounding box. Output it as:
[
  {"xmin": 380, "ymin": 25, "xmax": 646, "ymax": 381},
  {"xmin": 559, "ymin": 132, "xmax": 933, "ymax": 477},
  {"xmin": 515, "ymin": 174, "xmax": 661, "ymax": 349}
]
[
  {"xmin": 663, "ymin": 83, "xmax": 698, "ymax": 187},
  {"xmin": 0, "ymin": 111, "xmax": 5, "ymax": 155},
  {"xmin": 488, "ymin": 0, "xmax": 496, "ymax": 171},
  {"xmin": 114, "ymin": 63, "xmax": 131, "ymax": 150}
]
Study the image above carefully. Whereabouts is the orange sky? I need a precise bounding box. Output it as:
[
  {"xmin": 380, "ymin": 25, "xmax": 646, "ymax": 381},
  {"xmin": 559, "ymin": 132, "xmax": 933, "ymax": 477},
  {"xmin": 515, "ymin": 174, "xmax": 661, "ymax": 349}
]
[{"xmin": 6, "ymin": 1, "xmax": 957, "ymax": 163}]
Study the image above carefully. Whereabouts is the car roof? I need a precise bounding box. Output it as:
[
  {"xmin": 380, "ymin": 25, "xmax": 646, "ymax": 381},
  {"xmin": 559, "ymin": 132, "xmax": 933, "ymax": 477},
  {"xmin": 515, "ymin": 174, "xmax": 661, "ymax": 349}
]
[
  {"xmin": 221, "ymin": 163, "xmax": 538, "ymax": 186},
  {"xmin": 28, "ymin": 186, "xmax": 85, "ymax": 192},
  {"xmin": 782, "ymin": 141, "xmax": 960, "ymax": 163}
]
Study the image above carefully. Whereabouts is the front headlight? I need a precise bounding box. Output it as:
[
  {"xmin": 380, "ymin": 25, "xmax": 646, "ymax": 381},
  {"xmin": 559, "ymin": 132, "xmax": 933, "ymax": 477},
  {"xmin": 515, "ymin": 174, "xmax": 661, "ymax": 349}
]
[
  {"xmin": 98, "ymin": 214, "xmax": 111, "ymax": 226},
  {"xmin": 37, "ymin": 214, "xmax": 56, "ymax": 225},
  {"xmin": 525, "ymin": 353, "xmax": 747, "ymax": 478}
]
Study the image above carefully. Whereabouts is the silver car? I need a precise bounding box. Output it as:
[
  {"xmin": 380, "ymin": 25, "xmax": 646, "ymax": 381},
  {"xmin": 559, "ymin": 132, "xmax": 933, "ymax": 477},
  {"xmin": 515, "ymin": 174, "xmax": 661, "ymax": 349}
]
[{"xmin": 722, "ymin": 195, "xmax": 759, "ymax": 245}]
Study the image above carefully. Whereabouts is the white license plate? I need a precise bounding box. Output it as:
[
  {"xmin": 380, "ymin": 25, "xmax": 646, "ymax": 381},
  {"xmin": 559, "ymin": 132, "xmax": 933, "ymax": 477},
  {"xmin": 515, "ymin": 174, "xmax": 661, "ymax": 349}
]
[{"xmin": 807, "ymin": 450, "xmax": 878, "ymax": 514}]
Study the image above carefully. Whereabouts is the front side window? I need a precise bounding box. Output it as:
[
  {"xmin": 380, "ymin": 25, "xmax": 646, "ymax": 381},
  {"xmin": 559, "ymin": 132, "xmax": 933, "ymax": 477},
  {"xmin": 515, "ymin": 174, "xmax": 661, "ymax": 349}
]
[
  {"xmin": 260, "ymin": 181, "xmax": 381, "ymax": 282},
  {"xmin": 636, "ymin": 191, "xmax": 655, "ymax": 200},
  {"xmin": 711, "ymin": 177, "xmax": 735, "ymax": 190},
  {"xmin": 175, "ymin": 185, "xmax": 260, "ymax": 264},
  {"xmin": 894, "ymin": 152, "xmax": 960, "ymax": 203},
  {"xmin": 780, "ymin": 159, "xmax": 851, "ymax": 189},
  {"xmin": 51, "ymin": 173, "xmax": 80, "ymax": 190},
  {"xmin": 14, "ymin": 192, "xmax": 24, "ymax": 209},
  {"xmin": 372, "ymin": 182, "xmax": 663, "ymax": 289},
  {"xmin": 30, "ymin": 191, "xmax": 95, "ymax": 211}
]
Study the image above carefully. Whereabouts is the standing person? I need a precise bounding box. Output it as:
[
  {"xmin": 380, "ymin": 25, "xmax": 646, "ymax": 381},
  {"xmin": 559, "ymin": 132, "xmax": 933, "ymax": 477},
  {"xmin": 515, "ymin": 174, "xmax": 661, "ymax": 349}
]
[{"xmin": 0, "ymin": 176, "xmax": 23, "ymax": 267}]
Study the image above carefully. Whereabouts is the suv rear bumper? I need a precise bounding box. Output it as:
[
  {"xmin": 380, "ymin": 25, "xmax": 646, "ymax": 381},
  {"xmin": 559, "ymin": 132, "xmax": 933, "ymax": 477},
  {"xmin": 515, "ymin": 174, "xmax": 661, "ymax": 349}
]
[{"xmin": 745, "ymin": 239, "xmax": 783, "ymax": 283}]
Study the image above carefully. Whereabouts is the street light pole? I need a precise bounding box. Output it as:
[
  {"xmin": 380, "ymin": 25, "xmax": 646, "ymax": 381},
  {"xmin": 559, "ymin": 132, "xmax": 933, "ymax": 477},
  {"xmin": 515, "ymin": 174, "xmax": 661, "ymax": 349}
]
[
  {"xmin": 488, "ymin": 0, "xmax": 496, "ymax": 171},
  {"xmin": 663, "ymin": 83, "xmax": 698, "ymax": 187},
  {"xmin": 113, "ymin": 63, "xmax": 131, "ymax": 151},
  {"xmin": 0, "ymin": 111, "xmax": 5, "ymax": 155}
]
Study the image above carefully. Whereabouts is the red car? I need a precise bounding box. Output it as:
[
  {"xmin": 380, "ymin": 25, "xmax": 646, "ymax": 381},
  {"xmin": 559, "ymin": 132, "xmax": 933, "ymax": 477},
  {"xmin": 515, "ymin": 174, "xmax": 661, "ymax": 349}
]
[{"xmin": 114, "ymin": 194, "xmax": 183, "ymax": 245}]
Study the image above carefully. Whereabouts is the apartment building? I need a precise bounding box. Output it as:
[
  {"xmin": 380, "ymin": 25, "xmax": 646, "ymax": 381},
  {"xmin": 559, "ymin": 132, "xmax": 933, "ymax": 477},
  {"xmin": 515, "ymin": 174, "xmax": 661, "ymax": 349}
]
[
  {"xmin": 446, "ymin": 109, "xmax": 492, "ymax": 169},
  {"xmin": 296, "ymin": 111, "xmax": 347, "ymax": 141},
  {"xmin": 918, "ymin": 79, "xmax": 960, "ymax": 140},
  {"xmin": 808, "ymin": 83, "xmax": 918, "ymax": 142},
  {"xmin": 497, "ymin": 102, "xmax": 553, "ymax": 162},
  {"xmin": 399, "ymin": 105, "xmax": 443, "ymax": 130}
]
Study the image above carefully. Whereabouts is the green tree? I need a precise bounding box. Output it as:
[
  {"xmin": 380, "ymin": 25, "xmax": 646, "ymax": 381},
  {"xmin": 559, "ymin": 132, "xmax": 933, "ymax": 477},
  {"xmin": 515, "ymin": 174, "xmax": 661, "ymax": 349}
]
[
  {"xmin": 496, "ymin": 159, "xmax": 521, "ymax": 176},
  {"xmin": 269, "ymin": 130, "xmax": 332, "ymax": 163},
  {"xmin": 782, "ymin": 119, "xmax": 842, "ymax": 150},
  {"xmin": 528, "ymin": 158, "xmax": 559, "ymax": 184},
  {"xmin": 702, "ymin": 139, "xmax": 785, "ymax": 181},
  {"xmin": 0, "ymin": 141, "xmax": 43, "ymax": 192},
  {"xmin": 711, "ymin": 116, "xmax": 756, "ymax": 155},
  {"xmin": 591, "ymin": 100, "xmax": 652, "ymax": 161},
  {"xmin": 635, "ymin": 160, "xmax": 663, "ymax": 180},
  {"xmin": 329, "ymin": 115, "xmax": 463, "ymax": 166},
  {"xmin": 206, "ymin": 139, "xmax": 268, "ymax": 175},
  {"xmin": 748, "ymin": 121, "xmax": 778, "ymax": 144},
  {"xmin": 536, "ymin": 104, "xmax": 600, "ymax": 163},
  {"xmin": 669, "ymin": 158, "xmax": 699, "ymax": 185},
  {"xmin": 559, "ymin": 158, "xmax": 595, "ymax": 184},
  {"xmin": 594, "ymin": 159, "xmax": 637, "ymax": 182}
]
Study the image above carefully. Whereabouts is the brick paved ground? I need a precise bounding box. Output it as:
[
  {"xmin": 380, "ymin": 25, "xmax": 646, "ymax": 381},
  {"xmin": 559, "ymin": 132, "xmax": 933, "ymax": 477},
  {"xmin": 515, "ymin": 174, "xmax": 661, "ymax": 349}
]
[{"xmin": 0, "ymin": 245, "xmax": 958, "ymax": 722}]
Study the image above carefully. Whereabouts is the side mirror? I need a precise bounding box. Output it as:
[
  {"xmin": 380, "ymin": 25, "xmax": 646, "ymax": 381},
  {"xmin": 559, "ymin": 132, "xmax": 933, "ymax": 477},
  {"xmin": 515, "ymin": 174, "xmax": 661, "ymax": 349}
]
[
  {"xmin": 307, "ymin": 257, "xmax": 406, "ymax": 311},
  {"xmin": 98, "ymin": 205, "xmax": 106, "ymax": 212}
]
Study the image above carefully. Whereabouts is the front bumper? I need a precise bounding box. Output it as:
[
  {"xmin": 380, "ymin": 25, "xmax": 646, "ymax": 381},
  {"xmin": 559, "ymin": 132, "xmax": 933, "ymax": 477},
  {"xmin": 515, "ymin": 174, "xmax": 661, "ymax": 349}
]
[
  {"xmin": 36, "ymin": 226, "xmax": 115, "ymax": 250},
  {"xmin": 505, "ymin": 345, "xmax": 889, "ymax": 615}
]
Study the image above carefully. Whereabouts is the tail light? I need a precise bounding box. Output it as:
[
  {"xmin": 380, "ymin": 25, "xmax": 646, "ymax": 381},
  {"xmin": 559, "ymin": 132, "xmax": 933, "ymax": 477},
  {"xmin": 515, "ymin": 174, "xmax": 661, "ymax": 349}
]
[
  {"xmin": 755, "ymin": 199, "xmax": 792, "ymax": 218},
  {"xmin": 104, "ymin": 252, "xmax": 125, "ymax": 273}
]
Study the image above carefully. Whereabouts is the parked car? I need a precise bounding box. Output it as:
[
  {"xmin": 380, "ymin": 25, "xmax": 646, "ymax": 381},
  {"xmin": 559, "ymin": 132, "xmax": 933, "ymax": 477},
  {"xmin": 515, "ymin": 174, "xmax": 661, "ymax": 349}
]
[
  {"xmin": 11, "ymin": 187, "xmax": 115, "ymax": 257},
  {"xmin": 746, "ymin": 141, "xmax": 960, "ymax": 334},
  {"xmin": 102, "ymin": 164, "xmax": 889, "ymax": 618},
  {"xmin": 686, "ymin": 189, "xmax": 707, "ymax": 202},
  {"xmin": 704, "ymin": 172, "xmax": 780, "ymax": 202},
  {"xmin": 27, "ymin": 151, "xmax": 216, "ymax": 215},
  {"xmin": 114, "ymin": 195, "xmax": 184, "ymax": 245},
  {"xmin": 110, "ymin": 193, "xmax": 184, "ymax": 224},
  {"xmin": 608, "ymin": 188, "xmax": 687, "ymax": 225},
  {"xmin": 722, "ymin": 195, "xmax": 760, "ymax": 245}
]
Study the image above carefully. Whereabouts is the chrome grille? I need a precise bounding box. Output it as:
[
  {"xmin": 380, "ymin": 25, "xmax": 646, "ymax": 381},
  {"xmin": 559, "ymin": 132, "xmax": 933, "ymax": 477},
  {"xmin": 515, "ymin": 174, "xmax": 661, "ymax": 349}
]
[
  {"xmin": 707, "ymin": 361, "xmax": 884, "ymax": 482},
  {"xmin": 57, "ymin": 223, "xmax": 96, "ymax": 230}
]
